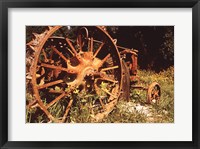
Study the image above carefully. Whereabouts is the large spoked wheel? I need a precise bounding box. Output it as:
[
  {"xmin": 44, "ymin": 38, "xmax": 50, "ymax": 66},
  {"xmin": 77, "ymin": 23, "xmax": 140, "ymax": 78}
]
[{"xmin": 27, "ymin": 26, "xmax": 122, "ymax": 123}]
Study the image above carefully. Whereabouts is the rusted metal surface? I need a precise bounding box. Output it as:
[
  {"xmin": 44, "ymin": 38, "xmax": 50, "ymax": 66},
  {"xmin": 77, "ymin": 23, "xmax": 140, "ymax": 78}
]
[
  {"xmin": 27, "ymin": 26, "xmax": 122, "ymax": 122},
  {"xmin": 26, "ymin": 26, "xmax": 161, "ymax": 123},
  {"xmin": 119, "ymin": 48, "xmax": 138, "ymax": 81},
  {"xmin": 147, "ymin": 82, "xmax": 161, "ymax": 104}
]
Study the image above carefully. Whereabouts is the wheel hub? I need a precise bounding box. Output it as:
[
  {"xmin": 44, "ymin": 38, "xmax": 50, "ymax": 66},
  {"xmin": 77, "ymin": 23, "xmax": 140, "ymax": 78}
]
[{"xmin": 66, "ymin": 52, "xmax": 101, "ymax": 88}]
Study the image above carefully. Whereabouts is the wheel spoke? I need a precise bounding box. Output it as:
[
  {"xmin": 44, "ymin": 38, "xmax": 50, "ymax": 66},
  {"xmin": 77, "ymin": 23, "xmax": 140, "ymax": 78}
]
[
  {"xmin": 94, "ymin": 79, "xmax": 101, "ymax": 95},
  {"xmin": 97, "ymin": 54, "xmax": 110, "ymax": 68},
  {"xmin": 93, "ymin": 42, "xmax": 104, "ymax": 58},
  {"xmin": 101, "ymin": 65, "xmax": 119, "ymax": 72},
  {"xmin": 94, "ymin": 78, "xmax": 117, "ymax": 98},
  {"xmin": 67, "ymin": 48, "xmax": 75, "ymax": 56},
  {"xmin": 101, "ymin": 88, "xmax": 117, "ymax": 98},
  {"xmin": 26, "ymin": 99, "xmax": 37, "ymax": 109},
  {"xmin": 41, "ymin": 63, "xmax": 66, "ymax": 72},
  {"xmin": 65, "ymin": 38, "xmax": 78, "ymax": 55},
  {"xmin": 41, "ymin": 67, "xmax": 45, "ymax": 75},
  {"xmin": 89, "ymin": 37, "xmax": 93, "ymax": 52},
  {"xmin": 154, "ymin": 90, "xmax": 159, "ymax": 98},
  {"xmin": 37, "ymin": 80, "xmax": 63, "ymax": 89},
  {"xmin": 46, "ymin": 92, "xmax": 66, "ymax": 109},
  {"xmin": 51, "ymin": 46, "xmax": 69, "ymax": 63},
  {"xmin": 98, "ymin": 97, "xmax": 106, "ymax": 110},
  {"xmin": 77, "ymin": 34, "xmax": 83, "ymax": 52},
  {"xmin": 93, "ymin": 81, "xmax": 107, "ymax": 110},
  {"xmin": 61, "ymin": 99, "xmax": 73, "ymax": 122},
  {"xmin": 42, "ymin": 49, "xmax": 48, "ymax": 62},
  {"xmin": 41, "ymin": 63, "xmax": 77, "ymax": 74},
  {"xmin": 100, "ymin": 77, "xmax": 118, "ymax": 83}
]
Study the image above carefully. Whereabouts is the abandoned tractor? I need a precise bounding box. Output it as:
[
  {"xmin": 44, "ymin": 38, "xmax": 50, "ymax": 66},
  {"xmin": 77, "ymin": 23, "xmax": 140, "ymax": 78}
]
[{"xmin": 26, "ymin": 26, "xmax": 161, "ymax": 122}]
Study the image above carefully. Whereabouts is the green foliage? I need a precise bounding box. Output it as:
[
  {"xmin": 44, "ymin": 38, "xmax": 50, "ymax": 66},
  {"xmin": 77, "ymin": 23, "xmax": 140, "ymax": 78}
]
[
  {"xmin": 158, "ymin": 27, "xmax": 174, "ymax": 69},
  {"xmin": 101, "ymin": 67, "xmax": 174, "ymax": 123},
  {"xmin": 26, "ymin": 67, "xmax": 174, "ymax": 123},
  {"xmin": 68, "ymin": 92, "xmax": 99, "ymax": 123}
]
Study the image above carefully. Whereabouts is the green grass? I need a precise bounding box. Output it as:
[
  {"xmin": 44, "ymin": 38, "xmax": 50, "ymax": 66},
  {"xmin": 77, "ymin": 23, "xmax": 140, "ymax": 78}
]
[
  {"xmin": 26, "ymin": 67, "xmax": 174, "ymax": 123},
  {"xmin": 102, "ymin": 66, "xmax": 174, "ymax": 123}
]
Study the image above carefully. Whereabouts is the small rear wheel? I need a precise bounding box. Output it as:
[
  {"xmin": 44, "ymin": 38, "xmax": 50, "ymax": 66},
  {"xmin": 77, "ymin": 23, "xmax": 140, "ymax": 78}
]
[{"xmin": 147, "ymin": 82, "xmax": 161, "ymax": 104}]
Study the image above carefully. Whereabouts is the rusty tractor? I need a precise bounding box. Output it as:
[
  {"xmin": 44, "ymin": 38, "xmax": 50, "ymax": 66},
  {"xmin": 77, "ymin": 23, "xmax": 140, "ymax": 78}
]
[{"xmin": 26, "ymin": 26, "xmax": 161, "ymax": 122}]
